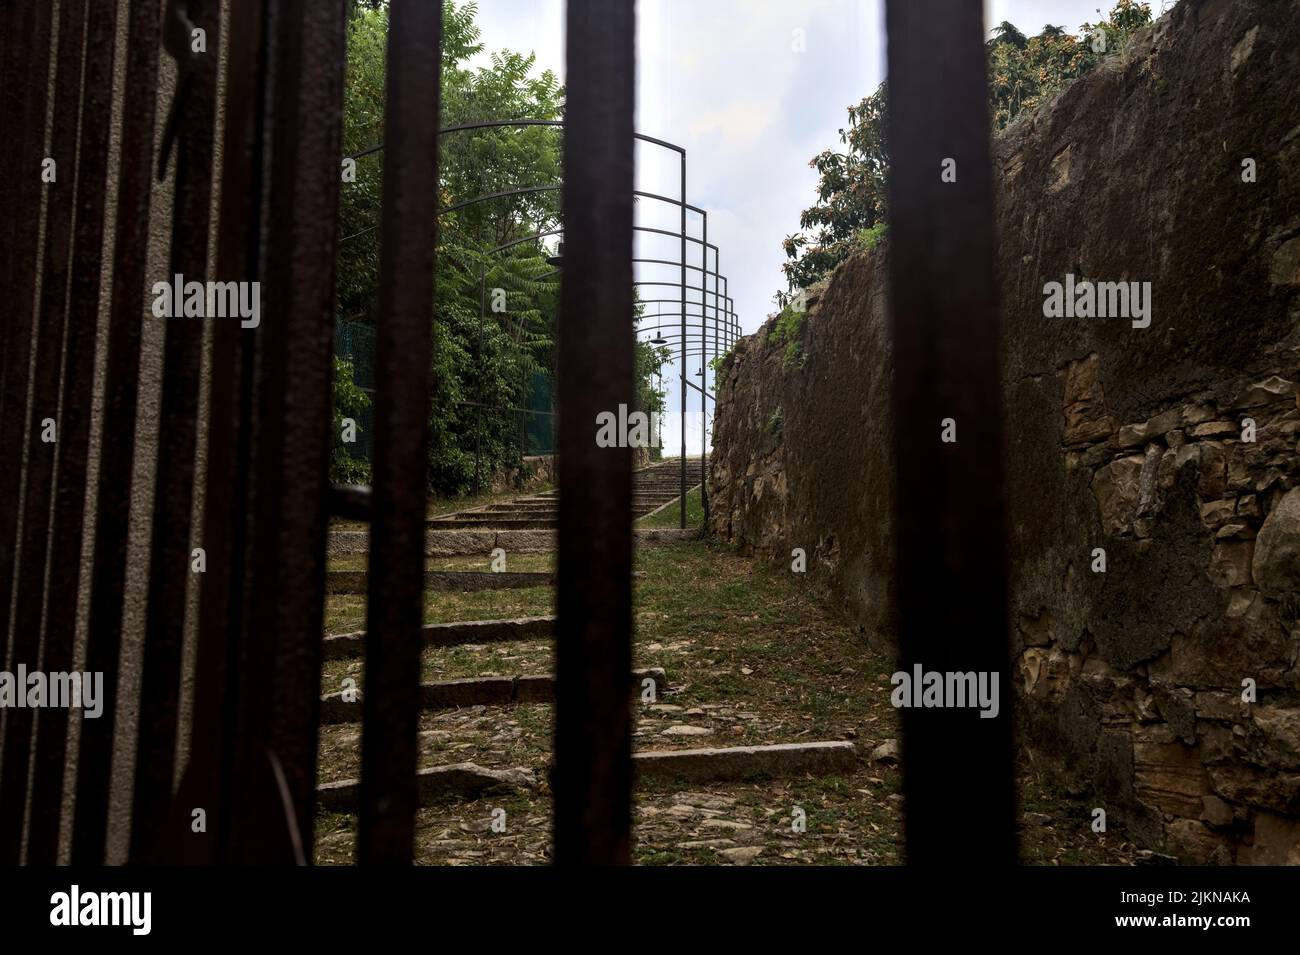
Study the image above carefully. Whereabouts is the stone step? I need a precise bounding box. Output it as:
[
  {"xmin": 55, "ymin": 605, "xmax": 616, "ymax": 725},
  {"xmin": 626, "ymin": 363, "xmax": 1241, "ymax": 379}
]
[
  {"xmin": 319, "ymin": 763, "xmax": 538, "ymax": 811},
  {"xmin": 322, "ymin": 615, "xmax": 555, "ymax": 660},
  {"xmin": 326, "ymin": 569, "xmax": 645, "ymax": 594},
  {"xmin": 633, "ymin": 741, "xmax": 858, "ymax": 784},
  {"xmin": 327, "ymin": 527, "xmax": 697, "ymax": 558},
  {"xmin": 316, "ymin": 740, "xmax": 858, "ymax": 811},
  {"xmin": 519, "ymin": 497, "xmax": 683, "ymax": 504},
  {"xmin": 326, "ymin": 570, "xmax": 553, "ymax": 594},
  {"xmin": 320, "ymin": 668, "xmax": 669, "ymax": 723},
  {"xmin": 425, "ymin": 518, "xmax": 558, "ymax": 529},
  {"xmin": 450, "ymin": 514, "xmax": 582, "ymax": 522},
  {"xmin": 476, "ymin": 506, "xmax": 561, "ymax": 511}
]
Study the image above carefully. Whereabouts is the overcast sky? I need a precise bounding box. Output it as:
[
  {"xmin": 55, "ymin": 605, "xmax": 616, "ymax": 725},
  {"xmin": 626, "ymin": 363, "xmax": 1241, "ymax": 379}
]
[{"xmin": 466, "ymin": 0, "xmax": 1169, "ymax": 453}]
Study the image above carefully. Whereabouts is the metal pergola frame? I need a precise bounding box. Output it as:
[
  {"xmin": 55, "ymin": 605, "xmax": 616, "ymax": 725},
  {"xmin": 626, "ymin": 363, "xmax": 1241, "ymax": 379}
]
[{"xmin": 345, "ymin": 121, "xmax": 740, "ymax": 522}]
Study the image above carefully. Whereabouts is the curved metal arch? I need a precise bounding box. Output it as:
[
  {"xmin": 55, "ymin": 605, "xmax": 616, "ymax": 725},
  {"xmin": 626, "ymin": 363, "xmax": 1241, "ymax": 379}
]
[
  {"xmin": 638, "ymin": 328, "xmax": 737, "ymax": 343},
  {"xmin": 487, "ymin": 225, "xmax": 722, "ymax": 259},
  {"xmin": 634, "ymin": 189, "xmax": 707, "ymax": 217},
  {"xmin": 441, "ymin": 184, "xmax": 560, "ymax": 216},
  {"xmin": 346, "ymin": 118, "xmax": 689, "ymax": 162},
  {"xmin": 637, "ymin": 298, "xmax": 735, "ymax": 314},
  {"xmin": 488, "ymin": 227, "xmax": 565, "ymax": 256},
  {"xmin": 635, "ymin": 282, "xmax": 730, "ymax": 300},
  {"xmin": 641, "ymin": 334, "xmax": 737, "ymax": 348},
  {"xmin": 640, "ymin": 337, "xmax": 731, "ymax": 346},
  {"xmin": 637, "ymin": 257, "xmax": 708, "ymax": 273},
  {"xmin": 345, "ymin": 119, "xmax": 735, "ymax": 517}
]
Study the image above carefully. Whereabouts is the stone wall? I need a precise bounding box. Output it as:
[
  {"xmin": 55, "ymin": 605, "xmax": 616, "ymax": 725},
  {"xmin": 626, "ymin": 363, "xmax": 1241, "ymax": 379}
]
[{"xmin": 708, "ymin": 0, "xmax": 1300, "ymax": 863}]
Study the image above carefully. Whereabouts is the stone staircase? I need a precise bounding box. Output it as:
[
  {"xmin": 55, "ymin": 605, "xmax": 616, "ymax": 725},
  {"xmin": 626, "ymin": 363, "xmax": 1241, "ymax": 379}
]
[
  {"xmin": 327, "ymin": 460, "xmax": 702, "ymax": 558},
  {"xmin": 317, "ymin": 457, "xmax": 860, "ymax": 840},
  {"xmin": 427, "ymin": 458, "xmax": 698, "ymax": 529}
]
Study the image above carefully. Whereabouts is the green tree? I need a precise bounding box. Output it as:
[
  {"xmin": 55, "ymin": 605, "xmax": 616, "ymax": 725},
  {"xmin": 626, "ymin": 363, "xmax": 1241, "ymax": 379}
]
[
  {"xmin": 335, "ymin": 2, "xmax": 565, "ymax": 494},
  {"xmin": 330, "ymin": 355, "xmax": 371, "ymax": 486},
  {"xmin": 781, "ymin": 2, "xmax": 1153, "ymax": 297},
  {"xmin": 781, "ymin": 81, "xmax": 889, "ymax": 294}
]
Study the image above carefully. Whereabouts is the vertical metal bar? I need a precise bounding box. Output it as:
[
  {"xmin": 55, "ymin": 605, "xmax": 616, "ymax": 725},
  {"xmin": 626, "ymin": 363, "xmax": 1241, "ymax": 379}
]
[
  {"xmin": 71, "ymin": 0, "xmax": 165, "ymax": 864},
  {"xmin": 699, "ymin": 216, "xmax": 707, "ymax": 517},
  {"xmin": 0, "ymin": 0, "xmax": 85, "ymax": 865},
  {"xmin": 0, "ymin": 0, "xmax": 35, "ymax": 326},
  {"xmin": 225, "ymin": 0, "xmax": 348, "ymax": 864},
  {"xmin": 129, "ymin": 0, "xmax": 221, "ymax": 862},
  {"xmin": 356, "ymin": 0, "xmax": 443, "ymax": 865},
  {"xmin": 26, "ymin": 0, "xmax": 119, "ymax": 864},
  {"xmin": 884, "ymin": 0, "xmax": 1016, "ymax": 865},
  {"xmin": 169, "ymin": 0, "xmax": 266, "ymax": 866},
  {"xmin": 553, "ymin": 0, "xmax": 636, "ymax": 865},
  {"xmin": 0, "ymin": 0, "xmax": 53, "ymax": 691},
  {"xmin": 223, "ymin": 0, "xmax": 288, "ymax": 864},
  {"xmin": 678, "ymin": 153, "xmax": 686, "ymax": 527}
]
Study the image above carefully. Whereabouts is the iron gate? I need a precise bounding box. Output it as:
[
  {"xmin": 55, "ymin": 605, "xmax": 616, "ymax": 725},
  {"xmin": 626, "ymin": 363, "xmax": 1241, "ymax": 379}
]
[{"xmin": 0, "ymin": 0, "xmax": 1009, "ymax": 866}]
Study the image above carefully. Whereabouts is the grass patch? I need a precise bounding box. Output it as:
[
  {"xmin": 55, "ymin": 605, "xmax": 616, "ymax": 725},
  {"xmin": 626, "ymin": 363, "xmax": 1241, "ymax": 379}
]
[
  {"xmin": 637, "ymin": 485, "xmax": 704, "ymax": 528},
  {"xmin": 314, "ymin": 536, "xmax": 1138, "ymax": 867}
]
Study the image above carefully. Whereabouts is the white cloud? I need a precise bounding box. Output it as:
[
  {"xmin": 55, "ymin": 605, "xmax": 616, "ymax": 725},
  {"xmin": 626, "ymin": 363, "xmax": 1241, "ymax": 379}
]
[{"xmin": 466, "ymin": 0, "xmax": 1125, "ymax": 443}]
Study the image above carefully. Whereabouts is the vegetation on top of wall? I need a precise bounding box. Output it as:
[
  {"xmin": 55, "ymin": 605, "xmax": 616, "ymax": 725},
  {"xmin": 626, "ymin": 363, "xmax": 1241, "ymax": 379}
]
[
  {"xmin": 767, "ymin": 304, "xmax": 809, "ymax": 367},
  {"xmin": 707, "ymin": 345, "xmax": 735, "ymax": 389},
  {"xmin": 857, "ymin": 221, "xmax": 887, "ymax": 252},
  {"xmin": 779, "ymin": 1, "xmax": 1154, "ymax": 299}
]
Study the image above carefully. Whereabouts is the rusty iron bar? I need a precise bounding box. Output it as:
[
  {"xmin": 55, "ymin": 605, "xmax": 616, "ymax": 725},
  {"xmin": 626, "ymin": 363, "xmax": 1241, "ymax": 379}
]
[
  {"xmin": 884, "ymin": 0, "xmax": 1017, "ymax": 865},
  {"xmin": 0, "ymin": 0, "xmax": 47, "ymax": 409},
  {"xmin": 222, "ymin": 0, "xmax": 296, "ymax": 860},
  {"xmin": 328, "ymin": 484, "xmax": 373, "ymax": 522},
  {"xmin": 0, "ymin": 2, "xmax": 53, "ymax": 758},
  {"xmin": 0, "ymin": 0, "xmax": 56, "ymax": 867},
  {"xmin": 229, "ymin": 0, "xmax": 348, "ymax": 864},
  {"xmin": 26, "ymin": 0, "xmax": 120, "ymax": 864},
  {"xmin": 553, "ymin": 0, "xmax": 636, "ymax": 865},
  {"xmin": 162, "ymin": 0, "xmax": 267, "ymax": 865},
  {"xmin": 0, "ymin": 0, "xmax": 86, "ymax": 855},
  {"xmin": 0, "ymin": 0, "xmax": 86, "ymax": 865},
  {"xmin": 128, "ymin": 0, "xmax": 221, "ymax": 863},
  {"xmin": 356, "ymin": 0, "xmax": 444, "ymax": 865},
  {"xmin": 71, "ymin": 0, "xmax": 166, "ymax": 864}
]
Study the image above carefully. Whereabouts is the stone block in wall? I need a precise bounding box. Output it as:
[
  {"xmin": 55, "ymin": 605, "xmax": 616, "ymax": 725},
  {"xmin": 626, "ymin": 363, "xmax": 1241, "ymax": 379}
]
[
  {"xmin": 1207, "ymin": 765, "xmax": 1300, "ymax": 817},
  {"xmin": 1194, "ymin": 690, "xmax": 1247, "ymax": 722},
  {"xmin": 1207, "ymin": 541, "xmax": 1254, "ymax": 588},
  {"xmin": 1252, "ymin": 487, "xmax": 1300, "ymax": 595},
  {"xmin": 1149, "ymin": 601, "xmax": 1292, "ymax": 689},
  {"xmin": 1243, "ymin": 811, "xmax": 1300, "ymax": 865},
  {"xmin": 1165, "ymin": 819, "xmax": 1233, "ymax": 864},
  {"xmin": 1134, "ymin": 727, "xmax": 1207, "ymax": 819},
  {"xmin": 1251, "ymin": 706, "xmax": 1300, "ymax": 769},
  {"xmin": 1092, "ymin": 455, "xmax": 1145, "ymax": 535}
]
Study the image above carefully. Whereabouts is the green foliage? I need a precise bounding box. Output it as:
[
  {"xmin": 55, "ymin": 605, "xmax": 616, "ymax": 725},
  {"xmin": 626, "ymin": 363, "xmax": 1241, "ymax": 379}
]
[
  {"xmin": 857, "ymin": 221, "xmax": 887, "ymax": 251},
  {"xmin": 330, "ymin": 355, "xmax": 371, "ymax": 486},
  {"xmin": 767, "ymin": 304, "xmax": 808, "ymax": 367},
  {"xmin": 781, "ymin": 82, "xmax": 888, "ymax": 294},
  {"xmin": 632, "ymin": 303, "xmax": 672, "ymax": 458},
  {"xmin": 767, "ymin": 406, "xmax": 784, "ymax": 440},
  {"xmin": 337, "ymin": 2, "xmax": 607, "ymax": 496},
  {"xmin": 707, "ymin": 346, "xmax": 734, "ymax": 389},
  {"xmin": 635, "ymin": 340, "xmax": 671, "ymax": 416},
  {"xmin": 782, "ymin": 2, "xmax": 1153, "ymax": 296}
]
